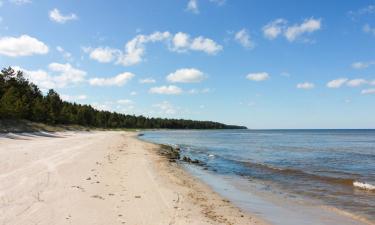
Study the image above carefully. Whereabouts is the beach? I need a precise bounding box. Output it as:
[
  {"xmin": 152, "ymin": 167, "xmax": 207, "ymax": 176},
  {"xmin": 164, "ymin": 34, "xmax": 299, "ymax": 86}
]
[{"xmin": 0, "ymin": 131, "xmax": 266, "ymax": 225}]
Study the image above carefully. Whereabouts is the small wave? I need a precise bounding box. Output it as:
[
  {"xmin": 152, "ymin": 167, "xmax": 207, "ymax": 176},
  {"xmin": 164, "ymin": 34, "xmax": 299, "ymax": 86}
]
[
  {"xmin": 237, "ymin": 160, "xmax": 356, "ymax": 186},
  {"xmin": 208, "ymin": 154, "xmax": 215, "ymax": 157},
  {"xmin": 353, "ymin": 181, "xmax": 375, "ymax": 191}
]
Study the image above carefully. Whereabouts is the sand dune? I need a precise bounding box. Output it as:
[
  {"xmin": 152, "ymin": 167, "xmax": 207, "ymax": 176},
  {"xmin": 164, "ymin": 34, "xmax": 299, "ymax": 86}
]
[{"xmin": 0, "ymin": 131, "xmax": 266, "ymax": 225}]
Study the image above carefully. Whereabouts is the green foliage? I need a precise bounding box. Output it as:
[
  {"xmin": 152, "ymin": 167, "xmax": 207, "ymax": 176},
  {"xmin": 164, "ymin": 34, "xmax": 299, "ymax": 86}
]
[{"xmin": 0, "ymin": 67, "xmax": 247, "ymax": 129}]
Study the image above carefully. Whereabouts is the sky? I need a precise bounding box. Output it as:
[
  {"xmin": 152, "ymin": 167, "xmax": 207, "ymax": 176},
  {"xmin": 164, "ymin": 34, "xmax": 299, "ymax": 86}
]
[{"xmin": 0, "ymin": 0, "xmax": 374, "ymax": 129}]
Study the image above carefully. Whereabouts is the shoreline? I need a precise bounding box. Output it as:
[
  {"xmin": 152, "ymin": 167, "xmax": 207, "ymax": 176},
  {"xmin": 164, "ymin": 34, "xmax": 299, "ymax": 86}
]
[{"xmin": 0, "ymin": 131, "xmax": 267, "ymax": 225}]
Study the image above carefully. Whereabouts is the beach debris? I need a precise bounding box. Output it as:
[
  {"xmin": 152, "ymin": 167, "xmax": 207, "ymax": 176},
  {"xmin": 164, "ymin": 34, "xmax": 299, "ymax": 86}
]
[
  {"xmin": 91, "ymin": 195, "xmax": 105, "ymax": 200},
  {"xmin": 182, "ymin": 156, "xmax": 200, "ymax": 164},
  {"xmin": 158, "ymin": 144, "xmax": 180, "ymax": 161},
  {"xmin": 71, "ymin": 185, "xmax": 85, "ymax": 192}
]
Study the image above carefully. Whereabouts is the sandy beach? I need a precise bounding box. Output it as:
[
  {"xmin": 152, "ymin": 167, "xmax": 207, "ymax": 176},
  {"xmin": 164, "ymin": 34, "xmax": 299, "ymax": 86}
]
[{"xmin": 0, "ymin": 131, "xmax": 266, "ymax": 225}]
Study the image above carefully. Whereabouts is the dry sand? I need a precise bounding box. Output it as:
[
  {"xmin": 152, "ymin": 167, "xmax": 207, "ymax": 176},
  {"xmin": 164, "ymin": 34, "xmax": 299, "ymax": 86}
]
[{"xmin": 0, "ymin": 131, "xmax": 267, "ymax": 225}]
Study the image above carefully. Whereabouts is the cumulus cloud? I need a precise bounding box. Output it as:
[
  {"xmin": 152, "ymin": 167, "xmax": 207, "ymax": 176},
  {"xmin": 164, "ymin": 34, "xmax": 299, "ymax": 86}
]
[
  {"xmin": 297, "ymin": 82, "xmax": 315, "ymax": 89},
  {"xmin": 171, "ymin": 32, "xmax": 222, "ymax": 54},
  {"xmin": 85, "ymin": 47, "xmax": 120, "ymax": 63},
  {"xmin": 190, "ymin": 36, "xmax": 223, "ymax": 54},
  {"xmin": 167, "ymin": 68, "xmax": 205, "ymax": 83},
  {"xmin": 86, "ymin": 31, "xmax": 222, "ymax": 66},
  {"xmin": 186, "ymin": 0, "xmax": 199, "ymax": 13},
  {"xmin": 327, "ymin": 78, "xmax": 348, "ymax": 88},
  {"xmin": 186, "ymin": 0, "xmax": 226, "ymax": 14},
  {"xmin": 327, "ymin": 78, "xmax": 375, "ymax": 89},
  {"xmin": 262, "ymin": 18, "xmax": 287, "ymax": 40},
  {"xmin": 348, "ymin": 5, "xmax": 375, "ymax": 20},
  {"xmin": 14, "ymin": 63, "xmax": 86, "ymax": 90},
  {"xmin": 149, "ymin": 85, "xmax": 182, "ymax": 95},
  {"xmin": 89, "ymin": 72, "xmax": 134, "ymax": 87},
  {"xmin": 346, "ymin": 79, "xmax": 368, "ymax": 87},
  {"xmin": 246, "ymin": 72, "xmax": 270, "ymax": 81},
  {"xmin": 188, "ymin": 88, "xmax": 211, "ymax": 94},
  {"xmin": 234, "ymin": 29, "xmax": 254, "ymax": 49},
  {"xmin": 262, "ymin": 18, "xmax": 321, "ymax": 42},
  {"xmin": 352, "ymin": 61, "xmax": 375, "ymax": 69},
  {"xmin": 0, "ymin": 35, "xmax": 48, "ymax": 57},
  {"xmin": 56, "ymin": 46, "xmax": 72, "ymax": 61},
  {"xmin": 117, "ymin": 31, "xmax": 171, "ymax": 66},
  {"xmin": 49, "ymin": 8, "xmax": 77, "ymax": 24},
  {"xmin": 361, "ymin": 88, "xmax": 375, "ymax": 95},
  {"xmin": 363, "ymin": 24, "xmax": 375, "ymax": 36},
  {"xmin": 117, "ymin": 99, "xmax": 133, "ymax": 105},
  {"xmin": 61, "ymin": 94, "xmax": 87, "ymax": 102},
  {"xmin": 139, "ymin": 78, "xmax": 156, "ymax": 84},
  {"xmin": 285, "ymin": 18, "xmax": 321, "ymax": 42}
]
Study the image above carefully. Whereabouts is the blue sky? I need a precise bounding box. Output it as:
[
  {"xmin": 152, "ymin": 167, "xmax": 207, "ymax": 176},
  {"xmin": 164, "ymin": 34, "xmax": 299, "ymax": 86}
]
[{"xmin": 0, "ymin": 0, "xmax": 374, "ymax": 129}]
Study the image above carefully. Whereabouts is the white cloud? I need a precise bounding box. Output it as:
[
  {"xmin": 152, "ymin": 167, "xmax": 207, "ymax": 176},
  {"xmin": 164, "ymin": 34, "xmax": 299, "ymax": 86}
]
[
  {"xmin": 361, "ymin": 88, "xmax": 375, "ymax": 95},
  {"xmin": 352, "ymin": 61, "xmax": 375, "ymax": 69},
  {"xmin": 130, "ymin": 91, "xmax": 137, "ymax": 96},
  {"xmin": 246, "ymin": 72, "xmax": 270, "ymax": 81},
  {"xmin": 9, "ymin": 0, "xmax": 31, "ymax": 5},
  {"xmin": 285, "ymin": 18, "xmax": 321, "ymax": 42},
  {"xmin": 139, "ymin": 78, "xmax": 156, "ymax": 84},
  {"xmin": 190, "ymin": 36, "xmax": 222, "ymax": 54},
  {"xmin": 149, "ymin": 85, "xmax": 182, "ymax": 95},
  {"xmin": 49, "ymin": 8, "xmax": 77, "ymax": 24},
  {"xmin": 363, "ymin": 24, "xmax": 375, "ymax": 36},
  {"xmin": 61, "ymin": 94, "xmax": 87, "ymax": 101},
  {"xmin": 117, "ymin": 99, "xmax": 133, "ymax": 105},
  {"xmin": 186, "ymin": 0, "xmax": 199, "ymax": 13},
  {"xmin": 56, "ymin": 46, "xmax": 72, "ymax": 61},
  {"xmin": 172, "ymin": 32, "xmax": 190, "ymax": 51},
  {"xmin": 86, "ymin": 47, "xmax": 119, "ymax": 63},
  {"xmin": 14, "ymin": 63, "xmax": 86, "ymax": 90},
  {"xmin": 346, "ymin": 79, "xmax": 367, "ymax": 87},
  {"xmin": 234, "ymin": 29, "xmax": 254, "ymax": 49},
  {"xmin": 0, "ymin": 35, "xmax": 48, "ymax": 57},
  {"xmin": 327, "ymin": 78, "xmax": 348, "ymax": 88},
  {"xmin": 349, "ymin": 5, "xmax": 375, "ymax": 20},
  {"xmin": 188, "ymin": 88, "xmax": 211, "ymax": 94},
  {"xmin": 209, "ymin": 0, "xmax": 226, "ymax": 5},
  {"xmin": 171, "ymin": 32, "xmax": 222, "ymax": 54},
  {"xmin": 167, "ymin": 68, "xmax": 205, "ymax": 83},
  {"xmin": 153, "ymin": 101, "xmax": 177, "ymax": 115},
  {"xmin": 297, "ymin": 82, "xmax": 315, "ymax": 89},
  {"xmin": 117, "ymin": 31, "xmax": 171, "ymax": 66},
  {"xmin": 262, "ymin": 18, "xmax": 287, "ymax": 39},
  {"xmin": 91, "ymin": 102, "xmax": 112, "ymax": 111},
  {"xmin": 86, "ymin": 31, "xmax": 222, "ymax": 66},
  {"xmin": 89, "ymin": 72, "xmax": 134, "ymax": 87},
  {"xmin": 263, "ymin": 18, "xmax": 321, "ymax": 42}
]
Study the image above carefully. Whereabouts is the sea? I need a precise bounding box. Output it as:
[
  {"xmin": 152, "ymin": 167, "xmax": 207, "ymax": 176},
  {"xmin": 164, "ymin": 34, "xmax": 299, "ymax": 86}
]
[{"xmin": 139, "ymin": 129, "xmax": 375, "ymax": 225}]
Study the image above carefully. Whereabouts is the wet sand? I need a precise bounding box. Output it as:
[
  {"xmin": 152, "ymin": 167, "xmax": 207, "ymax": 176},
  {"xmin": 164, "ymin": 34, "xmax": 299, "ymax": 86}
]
[{"xmin": 0, "ymin": 131, "xmax": 267, "ymax": 225}]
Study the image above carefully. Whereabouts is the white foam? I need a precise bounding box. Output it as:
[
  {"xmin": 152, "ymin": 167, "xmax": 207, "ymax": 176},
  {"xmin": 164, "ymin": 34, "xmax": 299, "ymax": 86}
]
[{"xmin": 353, "ymin": 181, "xmax": 375, "ymax": 191}]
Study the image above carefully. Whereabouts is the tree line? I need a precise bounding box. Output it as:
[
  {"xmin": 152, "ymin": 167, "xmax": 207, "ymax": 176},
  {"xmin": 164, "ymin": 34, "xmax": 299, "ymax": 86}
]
[{"xmin": 0, "ymin": 67, "xmax": 246, "ymax": 129}]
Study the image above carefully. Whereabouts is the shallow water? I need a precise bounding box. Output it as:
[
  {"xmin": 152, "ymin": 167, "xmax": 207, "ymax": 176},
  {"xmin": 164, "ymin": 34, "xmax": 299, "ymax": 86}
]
[{"xmin": 140, "ymin": 129, "xmax": 375, "ymax": 224}]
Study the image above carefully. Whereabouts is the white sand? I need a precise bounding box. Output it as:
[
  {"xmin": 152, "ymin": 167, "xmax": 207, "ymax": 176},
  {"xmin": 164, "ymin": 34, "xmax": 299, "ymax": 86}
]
[{"xmin": 0, "ymin": 131, "xmax": 266, "ymax": 225}]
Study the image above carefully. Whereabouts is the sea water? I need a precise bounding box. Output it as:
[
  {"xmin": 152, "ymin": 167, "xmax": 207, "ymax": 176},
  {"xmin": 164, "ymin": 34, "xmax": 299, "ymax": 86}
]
[{"xmin": 139, "ymin": 129, "xmax": 375, "ymax": 224}]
